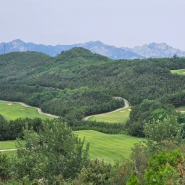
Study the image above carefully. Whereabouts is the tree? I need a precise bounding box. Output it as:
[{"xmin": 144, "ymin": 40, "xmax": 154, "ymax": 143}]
[
  {"xmin": 149, "ymin": 109, "xmax": 168, "ymax": 121},
  {"xmin": 12, "ymin": 120, "xmax": 90, "ymax": 184},
  {"xmin": 145, "ymin": 149, "xmax": 185, "ymax": 185},
  {"xmin": 0, "ymin": 152, "xmax": 10, "ymax": 180},
  {"xmin": 127, "ymin": 172, "xmax": 141, "ymax": 185},
  {"xmin": 144, "ymin": 116, "xmax": 184, "ymax": 155}
]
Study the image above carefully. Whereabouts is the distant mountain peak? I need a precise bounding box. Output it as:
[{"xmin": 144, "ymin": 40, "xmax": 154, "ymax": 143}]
[
  {"xmin": 11, "ymin": 39, "xmax": 24, "ymax": 43},
  {"xmin": 0, "ymin": 39, "xmax": 185, "ymax": 59}
]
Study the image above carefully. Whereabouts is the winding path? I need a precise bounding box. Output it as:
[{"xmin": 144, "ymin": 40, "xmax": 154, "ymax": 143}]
[
  {"xmin": 83, "ymin": 97, "xmax": 131, "ymax": 121},
  {"xmin": 0, "ymin": 100, "xmax": 59, "ymax": 118}
]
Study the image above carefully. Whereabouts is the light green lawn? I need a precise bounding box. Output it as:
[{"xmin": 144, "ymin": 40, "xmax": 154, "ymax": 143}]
[
  {"xmin": 1, "ymin": 131, "xmax": 144, "ymax": 163},
  {"xmin": 0, "ymin": 140, "xmax": 25, "ymax": 150},
  {"xmin": 0, "ymin": 102, "xmax": 54, "ymax": 120},
  {"xmin": 74, "ymin": 130, "xmax": 144, "ymax": 163},
  {"xmin": 0, "ymin": 140, "xmax": 25, "ymax": 156},
  {"xmin": 88, "ymin": 107, "xmax": 131, "ymax": 124},
  {"xmin": 171, "ymin": 69, "xmax": 185, "ymax": 75}
]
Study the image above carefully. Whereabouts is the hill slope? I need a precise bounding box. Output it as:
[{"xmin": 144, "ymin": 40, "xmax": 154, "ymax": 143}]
[{"xmin": 1, "ymin": 48, "xmax": 185, "ymax": 127}]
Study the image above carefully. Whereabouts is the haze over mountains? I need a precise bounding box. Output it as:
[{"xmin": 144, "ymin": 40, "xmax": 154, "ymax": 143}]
[{"xmin": 0, "ymin": 39, "xmax": 185, "ymax": 59}]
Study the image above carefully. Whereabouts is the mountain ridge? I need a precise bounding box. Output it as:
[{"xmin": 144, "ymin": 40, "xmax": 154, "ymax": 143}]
[{"xmin": 0, "ymin": 39, "xmax": 185, "ymax": 59}]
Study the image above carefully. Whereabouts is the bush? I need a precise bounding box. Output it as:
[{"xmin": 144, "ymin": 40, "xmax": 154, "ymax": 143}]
[
  {"xmin": 145, "ymin": 149, "xmax": 185, "ymax": 184},
  {"xmin": 0, "ymin": 152, "xmax": 10, "ymax": 180},
  {"xmin": 72, "ymin": 159, "xmax": 112, "ymax": 185},
  {"xmin": 11, "ymin": 120, "xmax": 90, "ymax": 184},
  {"xmin": 126, "ymin": 172, "xmax": 141, "ymax": 185}
]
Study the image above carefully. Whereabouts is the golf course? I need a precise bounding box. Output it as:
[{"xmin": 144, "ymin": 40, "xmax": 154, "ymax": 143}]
[
  {"xmin": 0, "ymin": 101, "xmax": 56, "ymax": 120},
  {"xmin": 0, "ymin": 97, "xmax": 141, "ymax": 163},
  {"xmin": 88, "ymin": 107, "xmax": 131, "ymax": 124},
  {"xmin": 0, "ymin": 130, "xmax": 144, "ymax": 163}
]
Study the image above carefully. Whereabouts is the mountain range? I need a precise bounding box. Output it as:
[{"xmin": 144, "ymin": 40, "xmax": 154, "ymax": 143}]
[{"xmin": 0, "ymin": 39, "xmax": 185, "ymax": 59}]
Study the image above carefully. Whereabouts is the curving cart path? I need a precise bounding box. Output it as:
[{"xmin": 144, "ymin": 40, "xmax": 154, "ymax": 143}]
[
  {"xmin": 83, "ymin": 97, "xmax": 131, "ymax": 121},
  {"xmin": 0, "ymin": 100, "xmax": 59, "ymax": 118}
]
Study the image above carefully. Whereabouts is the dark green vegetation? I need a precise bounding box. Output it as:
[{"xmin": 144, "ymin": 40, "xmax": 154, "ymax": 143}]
[
  {"xmin": 1, "ymin": 50, "xmax": 185, "ymax": 184},
  {"xmin": 0, "ymin": 116, "xmax": 46, "ymax": 141}
]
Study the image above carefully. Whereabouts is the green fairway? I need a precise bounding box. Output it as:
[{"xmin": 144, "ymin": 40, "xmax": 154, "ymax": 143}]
[
  {"xmin": 0, "ymin": 102, "xmax": 54, "ymax": 120},
  {"xmin": 0, "ymin": 140, "xmax": 25, "ymax": 150},
  {"xmin": 0, "ymin": 140, "xmax": 25, "ymax": 156},
  {"xmin": 171, "ymin": 69, "xmax": 185, "ymax": 75},
  {"xmin": 88, "ymin": 107, "xmax": 131, "ymax": 124},
  {"xmin": 1, "ymin": 131, "xmax": 144, "ymax": 163},
  {"xmin": 74, "ymin": 130, "xmax": 144, "ymax": 163}
]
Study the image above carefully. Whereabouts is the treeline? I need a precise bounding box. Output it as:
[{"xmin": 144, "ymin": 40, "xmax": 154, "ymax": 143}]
[
  {"xmin": 72, "ymin": 120, "xmax": 126, "ymax": 134},
  {"xmin": 126, "ymin": 97, "xmax": 185, "ymax": 137},
  {"xmin": 0, "ymin": 114, "xmax": 125, "ymax": 140},
  {"xmin": 0, "ymin": 115, "xmax": 46, "ymax": 141}
]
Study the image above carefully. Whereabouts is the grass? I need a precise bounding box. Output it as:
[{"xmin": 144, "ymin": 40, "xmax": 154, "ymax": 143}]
[
  {"xmin": 0, "ymin": 140, "xmax": 25, "ymax": 156},
  {"xmin": 88, "ymin": 107, "xmax": 131, "ymax": 124},
  {"xmin": 171, "ymin": 69, "xmax": 185, "ymax": 75},
  {"xmin": 0, "ymin": 140, "xmax": 25, "ymax": 150},
  {"xmin": 0, "ymin": 130, "xmax": 144, "ymax": 163},
  {"xmin": 0, "ymin": 102, "xmax": 54, "ymax": 120},
  {"xmin": 74, "ymin": 130, "xmax": 144, "ymax": 163}
]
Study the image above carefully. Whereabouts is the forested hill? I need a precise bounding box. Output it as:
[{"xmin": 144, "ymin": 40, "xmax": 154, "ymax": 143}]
[
  {"xmin": 0, "ymin": 51, "xmax": 51, "ymax": 80},
  {"xmin": 1, "ymin": 48, "xmax": 185, "ymax": 126}
]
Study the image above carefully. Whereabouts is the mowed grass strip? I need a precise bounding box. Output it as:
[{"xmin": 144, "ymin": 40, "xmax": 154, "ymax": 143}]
[
  {"xmin": 74, "ymin": 130, "xmax": 144, "ymax": 163},
  {"xmin": 0, "ymin": 140, "xmax": 25, "ymax": 156},
  {"xmin": 0, "ymin": 102, "xmax": 54, "ymax": 120},
  {"xmin": 0, "ymin": 140, "xmax": 25, "ymax": 150},
  {"xmin": 171, "ymin": 69, "xmax": 185, "ymax": 75},
  {"xmin": 88, "ymin": 107, "xmax": 131, "ymax": 124}
]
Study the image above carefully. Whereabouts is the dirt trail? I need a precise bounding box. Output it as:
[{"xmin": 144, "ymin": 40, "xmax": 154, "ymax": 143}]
[
  {"xmin": 0, "ymin": 100, "xmax": 59, "ymax": 118},
  {"xmin": 83, "ymin": 97, "xmax": 131, "ymax": 121}
]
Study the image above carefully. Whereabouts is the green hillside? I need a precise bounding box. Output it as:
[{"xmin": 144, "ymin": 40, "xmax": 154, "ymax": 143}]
[{"xmin": 0, "ymin": 51, "xmax": 50, "ymax": 80}]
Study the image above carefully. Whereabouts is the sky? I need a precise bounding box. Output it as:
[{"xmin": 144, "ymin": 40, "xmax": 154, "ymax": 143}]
[{"xmin": 1, "ymin": 0, "xmax": 185, "ymax": 50}]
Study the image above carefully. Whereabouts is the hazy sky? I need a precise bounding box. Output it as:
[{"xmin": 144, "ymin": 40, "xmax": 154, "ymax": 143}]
[{"xmin": 1, "ymin": 0, "xmax": 185, "ymax": 50}]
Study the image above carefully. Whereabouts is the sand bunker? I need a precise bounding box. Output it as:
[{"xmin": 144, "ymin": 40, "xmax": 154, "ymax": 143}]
[
  {"xmin": 8, "ymin": 103, "xmax": 12, "ymax": 105},
  {"xmin": 180, "ymin": 111, "xmax": 185, "ymax": 113},
  {"xmin": 120, "ymin": 111, "xmax": 126, "ymax": 112},
  {"xmin": 128, "ymin": 109, "xmax": 132, "ymax": 111},
  {"xmin": 183, "ymin": 72, "xmax": 185, "ymax": 74}
]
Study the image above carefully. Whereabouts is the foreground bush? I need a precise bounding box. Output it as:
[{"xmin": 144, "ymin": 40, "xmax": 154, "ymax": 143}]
[
  {"xmin": 11, "ymin": 120, "xmax": 90, "ymax": 184},
  {"xmin": 0, "ymin": 152, "xmax": 10, "ymax": 181},
  {"xmin": 145, "ymin": 149, "xmax": 185, "ymax": 184}
]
